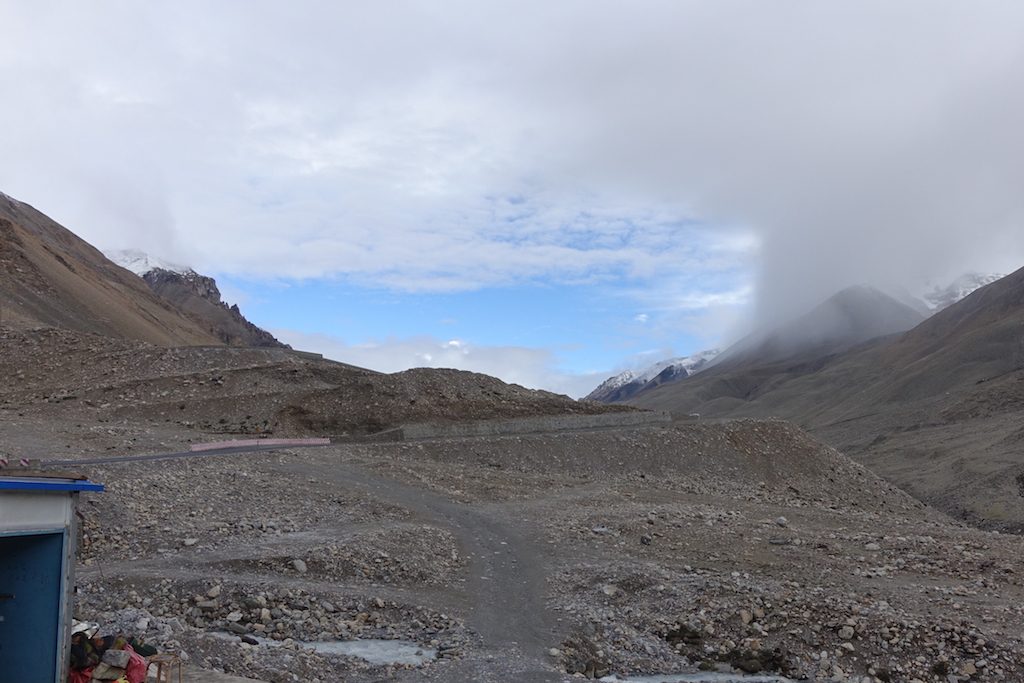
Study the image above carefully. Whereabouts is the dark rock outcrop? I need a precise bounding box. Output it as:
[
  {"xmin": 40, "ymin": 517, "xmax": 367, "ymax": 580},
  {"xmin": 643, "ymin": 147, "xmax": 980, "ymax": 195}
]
[{"xmin": 142, "ymin": 268, "xmax": 287, "ymax": 348}]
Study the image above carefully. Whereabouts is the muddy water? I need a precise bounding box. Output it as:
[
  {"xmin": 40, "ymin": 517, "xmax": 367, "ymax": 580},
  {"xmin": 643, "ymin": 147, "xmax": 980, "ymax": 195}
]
[
  {"xmin": 214, "ymin": 632, "xmax": 437, "ymax": 666},
  {"xmin": 306, "ymin": 638, "xmax": 437, "ymax": 665}
]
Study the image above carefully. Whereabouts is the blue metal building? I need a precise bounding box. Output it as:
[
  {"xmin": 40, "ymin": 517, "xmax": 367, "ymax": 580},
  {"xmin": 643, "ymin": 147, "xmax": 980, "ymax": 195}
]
[{"xmin": 0, "ymin": 472, "xmax": 104, "ymax": 682}]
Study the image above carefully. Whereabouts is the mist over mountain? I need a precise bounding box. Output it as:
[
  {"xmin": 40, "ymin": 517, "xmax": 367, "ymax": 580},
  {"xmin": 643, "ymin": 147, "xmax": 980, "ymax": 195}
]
[
  {"xmin": 923, "ymin": 272, "xmax": 1005, "ymax": 312},
  {"xmin": 105, "ymin": 248, "xmax": 190, "ymax": 277},
  {"xmin": 589, "ymin": 275, "xmax": 999, "ymax": 402},
  {"xmin": 629, "ymin": 268, "xmax": 1024, "ymax": 531},
  {"xmin": 588, "ymin": 285, "xmax": 923, "ymax": 402},
  {"xmin": 719, "ymin": 285, "xmax": 926, "ymax": 368}
]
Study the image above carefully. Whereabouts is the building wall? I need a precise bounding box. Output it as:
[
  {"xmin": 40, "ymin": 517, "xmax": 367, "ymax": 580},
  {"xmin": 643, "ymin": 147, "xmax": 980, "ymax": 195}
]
[
  {"xmin": 0, "ymin": 491, "xmax": 72, "ymax": 533},
  {"xmin": 0, "ymin": 490, "xmax": 76, "ymax": 681}
]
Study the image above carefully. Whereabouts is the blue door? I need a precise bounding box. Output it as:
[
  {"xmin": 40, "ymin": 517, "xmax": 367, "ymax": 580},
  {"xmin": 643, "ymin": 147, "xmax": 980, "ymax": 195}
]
[{"xmin": 0, "ymin": 532, "xmax": 66, "ymax": 682}]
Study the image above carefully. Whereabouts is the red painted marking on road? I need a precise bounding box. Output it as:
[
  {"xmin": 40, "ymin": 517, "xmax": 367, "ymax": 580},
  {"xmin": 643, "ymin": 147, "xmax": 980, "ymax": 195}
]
[{"xmin": 189, "ymin": 438, "xmax": 330, "ymax": 452}]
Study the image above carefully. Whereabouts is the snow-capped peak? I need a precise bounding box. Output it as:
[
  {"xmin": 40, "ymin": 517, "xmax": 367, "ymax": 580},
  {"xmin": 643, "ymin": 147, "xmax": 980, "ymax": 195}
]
[
  {"xmin": 592, "ymin": 369, "xmax": 639, "ymax": 393},
  {"xmin": 633, "ymin": 348, "xmax": 720, "ymax": 384},
  {"xmin": 586, "ymin": 348, "xmax": 720, "ymax": 401},
  {"xmin": 923, "ymin": 273, "xmax": 1004, "ymax": 312},
  {"xmin": 105, "ymin": 249, "xmax": 191, "ymax": 277}
]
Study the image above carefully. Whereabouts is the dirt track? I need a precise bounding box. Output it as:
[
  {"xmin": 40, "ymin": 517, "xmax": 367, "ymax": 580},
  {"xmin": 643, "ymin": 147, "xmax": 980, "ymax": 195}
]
[{"xmin": 279, "ymin": 459, "xmax": 563, "ymax": 682}]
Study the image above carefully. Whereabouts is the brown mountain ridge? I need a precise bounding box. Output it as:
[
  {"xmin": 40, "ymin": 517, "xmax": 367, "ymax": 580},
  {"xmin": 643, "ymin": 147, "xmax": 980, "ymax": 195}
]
[
  {"xmin": 0, "ymin": 191, "xmax": 281, "ymax": 348},
  {"xmin": 1, "ymin": 192, "xmax": 224, "ymax": 345}
]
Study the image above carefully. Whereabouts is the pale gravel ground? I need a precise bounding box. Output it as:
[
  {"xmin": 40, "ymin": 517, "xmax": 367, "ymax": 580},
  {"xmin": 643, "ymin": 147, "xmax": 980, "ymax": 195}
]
[{"xmin": 62, "ymin": 421, "xmax": 1024, "ymax": 682}]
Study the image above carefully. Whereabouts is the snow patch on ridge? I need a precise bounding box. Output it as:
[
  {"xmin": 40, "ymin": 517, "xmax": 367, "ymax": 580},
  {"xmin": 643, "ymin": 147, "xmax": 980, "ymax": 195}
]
[
  {"xmin": 105, "ymin": 248, "xmax": 191, "ymax": 277},
  {"xmin": 631, "ymin": 349, "xmax": 720, "ymax": 384},
  {"xmin": 923, "ymin": 273, "xmax": 1004, "ymax": 312},
  {"xmin": 587, "ymin": 349, "xmax": 719, "ymax": 401}
]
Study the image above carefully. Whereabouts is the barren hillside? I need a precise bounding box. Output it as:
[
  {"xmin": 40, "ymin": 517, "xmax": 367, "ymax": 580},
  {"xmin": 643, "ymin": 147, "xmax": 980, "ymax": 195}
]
[
  {"xmin": 630, "ymin": 267, "xmax": 1024, "ymax": 530},
  {"xmin": 0, "ymin": 193, "xmax": 223, "ymax": 345}
]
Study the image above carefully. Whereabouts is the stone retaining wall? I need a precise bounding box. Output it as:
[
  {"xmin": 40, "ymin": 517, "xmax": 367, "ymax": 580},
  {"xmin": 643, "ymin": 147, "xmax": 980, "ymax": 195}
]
[{"xmin": 397, "ymin": 410, "xmax": 671, "ymax": 440}]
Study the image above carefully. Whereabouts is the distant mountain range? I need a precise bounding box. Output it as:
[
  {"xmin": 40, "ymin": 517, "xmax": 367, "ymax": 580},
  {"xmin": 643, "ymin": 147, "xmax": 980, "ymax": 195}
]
[
  {"xmin": 585, "ymin": 349, "xmax": 719, "ymax": 402},
  {"xmin": 618, "ymin": 270, "xmax": 1024, "ymax": 531},
  {"xmin": 588, "ymin": 275, "xmax": 1001, "ymax": 403}
]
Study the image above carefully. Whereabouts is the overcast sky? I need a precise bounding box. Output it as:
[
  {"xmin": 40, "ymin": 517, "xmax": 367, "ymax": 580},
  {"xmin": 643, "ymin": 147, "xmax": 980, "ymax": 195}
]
[{"xmin": 1, "ymin": 2, "xmax": 1022, "ymax": 396}]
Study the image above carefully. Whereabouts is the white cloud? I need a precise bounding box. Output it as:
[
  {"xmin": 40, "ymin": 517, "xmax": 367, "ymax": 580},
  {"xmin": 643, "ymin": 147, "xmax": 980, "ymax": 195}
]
[
  {"xmin": 275, "ymin": 329, "xmax": 607, "ymax": 399},
  {"xmin": 669, "ymin": 287, "xmax": 754, "ymax": 312},
  {"xmin": 633, "ymin": 313, "xmax": 649, "ymax": 324},
  {"xmin": 0, "ymin": 1, "xmax": 1021, "ymax": 321}
]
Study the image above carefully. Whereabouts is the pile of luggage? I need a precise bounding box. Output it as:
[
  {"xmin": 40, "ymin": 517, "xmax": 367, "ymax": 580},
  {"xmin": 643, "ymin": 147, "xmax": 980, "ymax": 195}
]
[{"xmin": 67, "ymin": 621, "xmax": 157, "ymax": 683}]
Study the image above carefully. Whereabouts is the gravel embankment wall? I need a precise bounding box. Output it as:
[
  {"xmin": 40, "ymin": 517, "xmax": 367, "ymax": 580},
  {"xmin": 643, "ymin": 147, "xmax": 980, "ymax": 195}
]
[{"xmin": 398, "ymin": 410, "xmax": 671, "ymax": 440}]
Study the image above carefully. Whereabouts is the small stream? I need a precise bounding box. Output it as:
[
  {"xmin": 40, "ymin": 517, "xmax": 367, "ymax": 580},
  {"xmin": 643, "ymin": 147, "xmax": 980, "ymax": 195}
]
[{"xmin": 214, "ymin": 632, "xmax": 437, "ymax": 666}]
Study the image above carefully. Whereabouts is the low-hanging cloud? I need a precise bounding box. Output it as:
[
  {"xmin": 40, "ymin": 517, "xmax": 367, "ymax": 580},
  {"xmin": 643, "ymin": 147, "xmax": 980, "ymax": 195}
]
[{"xmin": 0, "ymin": 1, "xmax": 1021, "ymax": 329}]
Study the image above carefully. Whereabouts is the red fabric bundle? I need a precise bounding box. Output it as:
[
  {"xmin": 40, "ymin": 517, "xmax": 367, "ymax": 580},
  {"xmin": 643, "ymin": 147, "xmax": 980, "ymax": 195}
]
[
  {"xmin": 68, "ymin": 669, "xmax": 93, "ymax": 683},
  {"xmin": 123, "ymin": 644, "xmax": 148, "ymax": 683}
]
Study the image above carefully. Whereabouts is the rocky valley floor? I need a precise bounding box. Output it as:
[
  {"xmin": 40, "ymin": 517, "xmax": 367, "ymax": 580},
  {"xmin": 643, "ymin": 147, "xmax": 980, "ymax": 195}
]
[{"xmin": 56, "ymin": 420, "xmax": 1024, "ymax": 683}]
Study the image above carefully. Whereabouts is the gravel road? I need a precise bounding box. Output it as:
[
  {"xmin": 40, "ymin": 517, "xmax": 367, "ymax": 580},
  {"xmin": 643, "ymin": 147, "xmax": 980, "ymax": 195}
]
[{"xmin": 278, "ymin": 459, "xmax": 564, "ymax": 682}]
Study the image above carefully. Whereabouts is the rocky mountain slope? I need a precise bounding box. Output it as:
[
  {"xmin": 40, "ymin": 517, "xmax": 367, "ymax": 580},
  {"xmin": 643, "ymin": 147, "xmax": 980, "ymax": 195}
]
[
  {"xmin": 630, "ymin": 268, "xmax": 1024, "ymax": 530},
  {"xmin": 586, "ymin": 349, "xmax": 719, "ymax": 403},
  {"xmin": 141, "ymin": 268, "xmax": 285, "ymax": 347},
  {"xmin": 0, "ymin": 192, "xmax": 223, "ymax": 345},
  {"xmin": 106, "ymin": 249, "xmax": 286, "ymax": 348},
  {"xmin": 6, "ymin": 329, "xmax": 1013, "ymax": 681}
]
